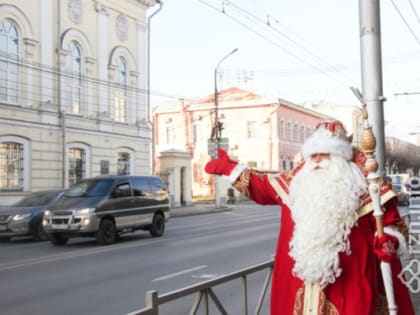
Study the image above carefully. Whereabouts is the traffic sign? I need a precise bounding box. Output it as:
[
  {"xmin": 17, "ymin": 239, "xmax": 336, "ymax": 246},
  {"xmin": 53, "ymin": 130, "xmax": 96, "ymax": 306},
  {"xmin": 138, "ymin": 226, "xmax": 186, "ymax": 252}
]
[{"xmin": 208, "ymin": 138, "xmax": 229, "ymax": 157}]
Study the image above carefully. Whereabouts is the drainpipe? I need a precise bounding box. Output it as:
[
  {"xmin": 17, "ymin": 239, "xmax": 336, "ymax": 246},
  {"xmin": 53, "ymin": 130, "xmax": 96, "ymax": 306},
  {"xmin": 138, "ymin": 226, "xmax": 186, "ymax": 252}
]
[
  {"xmin": 147, "ymin": 1, "xmax": 163, "ymax": 175},
  {"xmin": 57, "ymin": 0, "xmax": 67, "ymax": 189}
]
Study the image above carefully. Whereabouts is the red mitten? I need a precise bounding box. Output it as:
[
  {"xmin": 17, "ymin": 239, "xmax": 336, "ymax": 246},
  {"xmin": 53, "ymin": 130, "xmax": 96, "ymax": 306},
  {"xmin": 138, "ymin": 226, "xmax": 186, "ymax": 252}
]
[
  {"xmin": 205, "ymin": 148, "xmax": 238, "ymax": 176},
  {"xmin": 373, "ymin": 233, "xmax": 399, "ymax": 263}
]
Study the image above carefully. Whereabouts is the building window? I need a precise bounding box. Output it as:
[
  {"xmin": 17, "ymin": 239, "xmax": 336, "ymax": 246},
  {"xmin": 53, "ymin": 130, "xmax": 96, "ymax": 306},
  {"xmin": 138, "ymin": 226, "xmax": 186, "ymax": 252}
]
[
  {"xmin": 282, "ymin": 160, "xmax": 287, "ymax": 171},
  {"xmin": 279, "ymin": 120, "xmax": 284, "ymax": 140},
  {"xmin": 293, "ymin": 123, "xmax": 298, "ymax": 142},
  {"xmin": 290, "ymin": 160, "xmax": 294, "ymax": 170},
  {"xmin": 192, "ymin": 123, "xmax": 205, "ymax": 144},
  {"xmin": 0, "ymin": 142, "xmax": 23, "ymax": 190},
  {"xmin": 286, "ymin": 122, "xmax": 291, "ymax": 141},
  {"xmin": 247, "ymin": 121, "xmax": 257, "ymax": 139},
  {"xmin": 68, "ymin": 41, "xmax": 82, "ymax": 114},
  {"xmin": 301, "ymin": 125, "xmax": 305, "ymax": 143},
  {"xmin": 68, "ymin": 147, "xmax": 85, "ymax": 186},
  {"xmin": 114, "ymin": 57, "xmax": 127, "ymax": 122},
  {"xmin": 166, "ymin": 125, "xmax": 176, "ymax": 144},
  {"xmin": 192, "ymin": 124, "xmax": 198, "ymax": 144},
  {"xmin": 0, "ymin": 19, "xmax": 19, "ymax": 104},
  {"xmin": 117, "ymin": 152, "xmax": 130, "ymax": 175}
]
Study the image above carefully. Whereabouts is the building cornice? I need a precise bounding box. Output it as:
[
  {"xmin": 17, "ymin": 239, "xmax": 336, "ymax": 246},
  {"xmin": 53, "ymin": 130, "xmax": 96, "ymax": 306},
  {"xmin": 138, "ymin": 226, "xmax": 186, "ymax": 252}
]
[{"xmin": 135, "ymin": 0, "xmax": 159, "ymax": 7}]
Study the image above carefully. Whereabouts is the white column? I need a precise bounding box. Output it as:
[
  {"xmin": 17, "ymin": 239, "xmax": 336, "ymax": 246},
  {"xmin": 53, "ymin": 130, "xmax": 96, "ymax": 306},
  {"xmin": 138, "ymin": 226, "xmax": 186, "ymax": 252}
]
[
  {"xmin": 40, "ymin": 0, "xmax": 53, "ymax": 104},
  {"xmin": 95, "ymin": 3, "xmax": 109, "ymax": 115},
  {"xmin": 136, "ymin": 21, "xmax": 148, "ymax": 123}
]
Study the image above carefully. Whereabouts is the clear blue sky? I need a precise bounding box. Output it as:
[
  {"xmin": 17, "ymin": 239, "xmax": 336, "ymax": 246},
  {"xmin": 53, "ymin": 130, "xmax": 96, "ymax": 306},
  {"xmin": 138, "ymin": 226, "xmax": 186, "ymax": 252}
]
[{"xmin": 150, "ymin": 0, "xmax": 420, "ymax": 138}]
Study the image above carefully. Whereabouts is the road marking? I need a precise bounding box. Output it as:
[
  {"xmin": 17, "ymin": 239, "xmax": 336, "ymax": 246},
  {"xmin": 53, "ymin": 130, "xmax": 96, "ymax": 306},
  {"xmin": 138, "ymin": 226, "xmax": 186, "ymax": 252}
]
[
  {"xmin": 192, "ymin": 273, "xmax": 222, "ymax": 279},
  {"xmin": 152, "ymin": 265, "xmax": 208, "ymax": 282},
  {"xmin": 0, "ymin": 238, "xmax": 164, "ymax": 272}
]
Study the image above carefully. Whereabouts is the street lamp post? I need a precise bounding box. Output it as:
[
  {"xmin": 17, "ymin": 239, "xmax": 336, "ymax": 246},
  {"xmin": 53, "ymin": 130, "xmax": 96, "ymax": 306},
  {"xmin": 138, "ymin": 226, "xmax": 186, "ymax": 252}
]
[{"xmin": 213, "ymin": 48, "xmax": 238, "ymax": 208}]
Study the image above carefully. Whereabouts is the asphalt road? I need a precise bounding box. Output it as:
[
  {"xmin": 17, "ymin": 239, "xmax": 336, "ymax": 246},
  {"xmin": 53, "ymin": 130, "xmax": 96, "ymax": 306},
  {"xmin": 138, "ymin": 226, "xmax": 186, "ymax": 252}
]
[{"xmin": 0, "ymin": 203, "xmax": 280, "ymax": 315}]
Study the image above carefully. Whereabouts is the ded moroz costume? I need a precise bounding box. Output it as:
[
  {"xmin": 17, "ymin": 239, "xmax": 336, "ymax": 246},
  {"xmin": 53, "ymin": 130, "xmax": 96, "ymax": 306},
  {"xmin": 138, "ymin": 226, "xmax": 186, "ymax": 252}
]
[{"xmin": 205, "ymin": 120, "xmax": 414, "ymax": 315}]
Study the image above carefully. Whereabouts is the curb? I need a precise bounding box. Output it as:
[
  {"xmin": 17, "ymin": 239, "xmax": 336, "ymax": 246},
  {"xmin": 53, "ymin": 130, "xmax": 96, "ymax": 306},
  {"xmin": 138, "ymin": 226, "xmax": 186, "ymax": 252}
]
[{"xmin": 170, "ymin": 205, "xmax": 232, "ymax": 218}]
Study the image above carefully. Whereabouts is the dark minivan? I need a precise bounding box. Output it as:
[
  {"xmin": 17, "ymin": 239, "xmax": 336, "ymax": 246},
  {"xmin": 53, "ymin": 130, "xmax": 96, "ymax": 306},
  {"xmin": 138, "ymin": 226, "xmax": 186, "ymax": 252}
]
[{"xmin": 43, "ymin": 175, "xmax": 170, "ymax": 245}]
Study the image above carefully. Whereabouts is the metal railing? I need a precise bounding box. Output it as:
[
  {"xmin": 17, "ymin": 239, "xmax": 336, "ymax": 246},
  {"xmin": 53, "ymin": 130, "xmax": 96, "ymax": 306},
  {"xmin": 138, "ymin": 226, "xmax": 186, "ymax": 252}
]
[{"xmin": 127, "ymin": 259, "xmax": 274, "ymax": 315}]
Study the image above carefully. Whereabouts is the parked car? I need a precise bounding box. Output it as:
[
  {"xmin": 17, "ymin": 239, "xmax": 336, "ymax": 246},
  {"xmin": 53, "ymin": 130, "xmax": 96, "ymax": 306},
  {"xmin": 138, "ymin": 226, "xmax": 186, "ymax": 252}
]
[
  {"xmin": 0, "ymin": 190, "xmax": 65, "ymax": 241},
  {"xmin": 43, "ymin": 175, "xmax": 170, "ymax": 246},
  {"xmin": 392, "ymin": 183, "xmax": 410, "ymax": 206}
]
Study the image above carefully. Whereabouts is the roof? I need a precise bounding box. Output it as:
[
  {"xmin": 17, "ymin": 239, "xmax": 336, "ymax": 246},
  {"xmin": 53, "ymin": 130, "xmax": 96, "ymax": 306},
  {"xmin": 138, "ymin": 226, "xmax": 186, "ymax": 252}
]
[{"xmin": 199, "ymin": 87, "xmax": 262, "ymax": 103}]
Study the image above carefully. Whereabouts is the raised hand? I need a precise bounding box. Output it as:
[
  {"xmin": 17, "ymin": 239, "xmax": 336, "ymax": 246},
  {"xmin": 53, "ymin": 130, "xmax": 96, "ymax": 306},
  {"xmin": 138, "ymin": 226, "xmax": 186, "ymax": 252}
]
[
  {"xmin": 205, "ymin": 148, "xmax": 238, "ymax": 176},
  {"xmin": 373, "ymin": 233, "xmax": 399, "ymax": 263}
]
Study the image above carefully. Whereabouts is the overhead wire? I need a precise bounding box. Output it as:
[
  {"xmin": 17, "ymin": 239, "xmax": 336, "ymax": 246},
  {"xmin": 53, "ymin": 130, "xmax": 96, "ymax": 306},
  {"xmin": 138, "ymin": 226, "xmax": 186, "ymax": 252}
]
[
  {"xmin": 197, "ymin": 0, "xmax": 357, "ymax": 90},
  {"xmin": 222, "ymin": 0, "xmax": 354, "ymax": 80},
  {"xmin": 408, "ymin": 0, "xmax": 420, "ymax": 25},
  {"xmin": 389, "ymin": 0, "xmax": 420, "ymax": 46}
]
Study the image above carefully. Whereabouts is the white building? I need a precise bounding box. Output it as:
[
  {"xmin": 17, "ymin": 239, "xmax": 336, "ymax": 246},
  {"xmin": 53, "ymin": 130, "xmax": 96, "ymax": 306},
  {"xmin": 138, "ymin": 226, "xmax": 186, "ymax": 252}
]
[{"xmin": 0, "ymin": 0, "xmax": 161, "ymax": 204}]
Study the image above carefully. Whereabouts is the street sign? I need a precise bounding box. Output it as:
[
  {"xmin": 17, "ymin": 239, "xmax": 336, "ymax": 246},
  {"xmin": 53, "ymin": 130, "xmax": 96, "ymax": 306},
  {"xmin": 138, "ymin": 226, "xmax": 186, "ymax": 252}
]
[{"xmin": 208, "ymin": 138, "xmax": 229, "ymax": 157}]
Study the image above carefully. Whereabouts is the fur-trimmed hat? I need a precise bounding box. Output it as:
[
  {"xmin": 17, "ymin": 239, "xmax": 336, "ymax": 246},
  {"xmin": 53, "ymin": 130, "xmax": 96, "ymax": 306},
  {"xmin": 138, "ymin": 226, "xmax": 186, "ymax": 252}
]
[{"xmin": 301, "ymin": 120, "xmax": 353, "ymax": 161}]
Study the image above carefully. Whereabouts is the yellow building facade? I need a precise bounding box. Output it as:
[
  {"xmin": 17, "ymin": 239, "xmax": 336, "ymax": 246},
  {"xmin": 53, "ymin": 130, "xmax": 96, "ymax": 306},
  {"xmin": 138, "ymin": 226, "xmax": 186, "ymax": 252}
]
[{"xmin": 0, "ymin": 0, "xmax": 161, "ymax": 204}]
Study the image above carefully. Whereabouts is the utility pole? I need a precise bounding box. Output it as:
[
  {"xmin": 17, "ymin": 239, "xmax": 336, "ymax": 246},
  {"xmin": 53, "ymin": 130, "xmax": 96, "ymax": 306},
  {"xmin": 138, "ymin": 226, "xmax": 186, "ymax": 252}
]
[
  {"xmin": 358, "ymin": 0, "xmax": 386, "ymax": 177},
  {"xmin": 213, "ymin": 48, "xmax": 238, "ymax": 208}
]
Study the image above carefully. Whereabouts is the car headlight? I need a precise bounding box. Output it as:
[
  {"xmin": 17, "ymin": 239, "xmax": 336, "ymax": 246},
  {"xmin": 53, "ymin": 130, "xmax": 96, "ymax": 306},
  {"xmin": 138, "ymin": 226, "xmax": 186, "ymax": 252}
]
[
  {"xmin": 12, "ymin": 213, "xmax": 32, "ymax": 221},
  {"xmin": 74, "ymin": 208, "xmax": 94, "ymax": 216},
  {"xmin": 44, "ymin": 210, "xmax": 51, "ymax": 217}
]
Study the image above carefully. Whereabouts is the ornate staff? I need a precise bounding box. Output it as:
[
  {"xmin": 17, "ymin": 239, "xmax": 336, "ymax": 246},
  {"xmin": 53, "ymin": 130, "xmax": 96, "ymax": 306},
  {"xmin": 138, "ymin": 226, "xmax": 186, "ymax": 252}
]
[{"xmin": 357, "ymin": 98, "xmax": 397, "ymax": 314}]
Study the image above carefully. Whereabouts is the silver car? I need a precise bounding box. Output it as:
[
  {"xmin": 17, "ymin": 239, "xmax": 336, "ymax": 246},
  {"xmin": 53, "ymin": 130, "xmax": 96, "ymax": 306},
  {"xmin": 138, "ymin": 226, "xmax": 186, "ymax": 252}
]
[
  {"xmin": 0, "ymin": 190, "xmax": 65, "ymax": 241},
  {"xmin": 43, "ymin": 175, "xmax": 170, "ymax": 246}
]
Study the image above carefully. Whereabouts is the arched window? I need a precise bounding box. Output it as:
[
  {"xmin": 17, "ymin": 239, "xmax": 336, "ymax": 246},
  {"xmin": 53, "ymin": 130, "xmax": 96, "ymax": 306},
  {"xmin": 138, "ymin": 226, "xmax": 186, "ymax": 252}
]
[
  {"xmin": 117, "ymin": 152, "xmax": 130, "ymax": 175},
  {"xmin": 68, "ymin": 147, "xmax": 85, "ymax": 186},
  {"xmin": 0, "ymin": 142, "xmax": 23, "ymax": 190},
  {"xmin": 300, "ymin": 125, "xmax": 305, "ymax": 143},
  {"xmin": 0, "ymin": 18, "xmax": 19, "ymax": 103},
  {"xmin": 286, "ymin": 122, "xmax": 292, "ymax": 141},
  {"xmin": 114, "ymin": 57, "xmax": 127, "ymax": 122},
  {"xmin": 293, "ymin": 123, "xmax": 298, "ymax": 142},
  {"xmin": 279, "ymin": 120, "xmax": 284, "ymax": 140},
  {"xmin": 68, "ymin": 41, "xmax": 82, "ymax": 114}
]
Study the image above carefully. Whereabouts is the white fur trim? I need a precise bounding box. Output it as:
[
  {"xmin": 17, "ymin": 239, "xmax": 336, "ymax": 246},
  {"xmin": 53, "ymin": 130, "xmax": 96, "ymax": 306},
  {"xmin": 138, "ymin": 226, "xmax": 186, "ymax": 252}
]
[
  {"xmin": 224, "ymin": 163, "xmax": 247, "ymax": 184},
  {"xmin": 301, "ymin": 135, "xmax": 353, "ymax": 161},
  {"xmin": 383, "ymin": 227, "xmax": 409, "ymax": 259}
]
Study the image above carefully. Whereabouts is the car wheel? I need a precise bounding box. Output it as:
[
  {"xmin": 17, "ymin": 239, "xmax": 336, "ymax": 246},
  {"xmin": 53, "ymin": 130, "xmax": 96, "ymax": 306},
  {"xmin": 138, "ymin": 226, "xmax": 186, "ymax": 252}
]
[
  {"xmin": 149, "ymin": 213, "xmax": 165, "ymax": 237},
  {"xmin": 49, "ymin": 233, "xmax": 69, "ymax": 246},
  {"xmin": 96, "ymin": 219, "xmax": 116, "ymax": 245},
  {"xmin": 0, "ymin": 237, "xmax": 10, "ymax": 242},
  {"xmin": 33, "ymin": 221, "xmax": 49, "ymax": 242}
]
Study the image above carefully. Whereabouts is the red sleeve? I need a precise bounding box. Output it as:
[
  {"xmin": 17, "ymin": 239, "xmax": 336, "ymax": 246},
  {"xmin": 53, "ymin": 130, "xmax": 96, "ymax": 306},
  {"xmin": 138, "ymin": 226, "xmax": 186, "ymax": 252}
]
[
  {"xmin": 233, "ymin": 169, "xmax": 281, "ymax": 205},
  {"xmin": 382, "ymin": 197, "xmax": 402, "ymax": 226}
]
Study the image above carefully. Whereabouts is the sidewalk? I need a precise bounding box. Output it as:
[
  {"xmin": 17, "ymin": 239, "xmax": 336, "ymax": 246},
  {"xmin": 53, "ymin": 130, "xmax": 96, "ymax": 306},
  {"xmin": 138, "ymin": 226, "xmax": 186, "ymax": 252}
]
[{"xmin": 170, "ymin": 201, "xmax": 233, "ymax": 218}]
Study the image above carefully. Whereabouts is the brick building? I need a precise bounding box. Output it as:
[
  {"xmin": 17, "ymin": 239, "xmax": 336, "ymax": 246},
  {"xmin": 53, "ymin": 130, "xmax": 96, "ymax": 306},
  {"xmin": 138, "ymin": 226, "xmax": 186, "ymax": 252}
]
[{"xmin": 153, "ymin": 87, "xmax": 331, "ymax": 201}]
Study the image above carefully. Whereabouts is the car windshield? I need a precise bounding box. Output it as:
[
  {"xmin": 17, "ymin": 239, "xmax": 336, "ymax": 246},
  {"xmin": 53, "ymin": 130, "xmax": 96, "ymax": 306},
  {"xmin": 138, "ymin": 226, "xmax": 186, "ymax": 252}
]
[
  {"xmin": 14, "ymin": 191, "xmax": 60, "ymax": 207},
  {"xmin": 65, "ymin": 179, "xmax": 114, "ymax": 197}
]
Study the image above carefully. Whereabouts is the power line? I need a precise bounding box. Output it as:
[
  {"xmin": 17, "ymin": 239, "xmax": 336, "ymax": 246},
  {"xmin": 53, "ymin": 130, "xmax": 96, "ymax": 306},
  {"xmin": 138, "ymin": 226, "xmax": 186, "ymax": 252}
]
[
  {"xmin": 408, "ymin": 0, "xmax": 420, "ymax": 25},
  {"xmin": 389, "ymin": 0, "xmax": 420, "ymax": 46},
  {"xmin": 222, "ymin": 0, "xmax": 354, "ymax": 81},
  {"xmin": 197, "ymin": 0, "xmax": 354, "ymax": 89}
]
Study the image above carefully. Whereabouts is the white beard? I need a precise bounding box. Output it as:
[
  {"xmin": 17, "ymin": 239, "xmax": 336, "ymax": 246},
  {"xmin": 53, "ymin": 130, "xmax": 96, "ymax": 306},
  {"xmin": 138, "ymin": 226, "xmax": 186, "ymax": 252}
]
[{"xmin": 287, "ymin": 155, "xmax": 368, "ymax": 288}]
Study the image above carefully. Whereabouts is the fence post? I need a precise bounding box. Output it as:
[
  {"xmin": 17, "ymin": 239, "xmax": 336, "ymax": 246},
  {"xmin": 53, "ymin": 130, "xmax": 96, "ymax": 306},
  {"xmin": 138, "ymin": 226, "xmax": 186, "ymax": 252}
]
[{"xmin": 145, "ymin": 290, "xmax": 159, "ymax": 315}]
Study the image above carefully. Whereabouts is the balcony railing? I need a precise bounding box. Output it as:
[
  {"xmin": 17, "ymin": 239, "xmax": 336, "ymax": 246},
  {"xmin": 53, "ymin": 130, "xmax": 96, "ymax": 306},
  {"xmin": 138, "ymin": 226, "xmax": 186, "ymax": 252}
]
[{"xmin": 127, "ymin": 259, "xmax": 274, "ymax": 315}]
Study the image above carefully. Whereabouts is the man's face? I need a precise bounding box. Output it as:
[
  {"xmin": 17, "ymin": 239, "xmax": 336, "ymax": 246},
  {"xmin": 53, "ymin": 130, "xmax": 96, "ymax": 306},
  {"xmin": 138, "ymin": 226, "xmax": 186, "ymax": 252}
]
[{"xmin": 309, "ymin": 153, "xmax": 331, "ymax": 170}]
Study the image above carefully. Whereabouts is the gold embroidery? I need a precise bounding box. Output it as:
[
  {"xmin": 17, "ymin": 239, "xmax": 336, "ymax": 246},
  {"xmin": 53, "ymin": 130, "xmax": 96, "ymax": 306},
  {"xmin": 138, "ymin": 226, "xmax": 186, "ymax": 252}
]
[
  {"xmin": 376, "ymin": 294, "xmax": 389, "ymax": 315},
  {"xmin": 293, "ymin": 286, "xmax": 339, "ymax": 315},
  {"xmin": 294, "ymin": 287, "xmax": 304, "ymax": 315},
  {"xmin": 233, "ymin": 169, "xmax": 251, "ymax": 196}
]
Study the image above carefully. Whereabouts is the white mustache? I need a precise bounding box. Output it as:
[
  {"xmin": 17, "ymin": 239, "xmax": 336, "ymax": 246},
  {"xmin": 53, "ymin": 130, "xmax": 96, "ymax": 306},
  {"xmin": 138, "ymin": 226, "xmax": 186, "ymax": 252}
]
[{"xmin": 308, "ymin": 159, "xmax": 330, "ymax": 170}]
